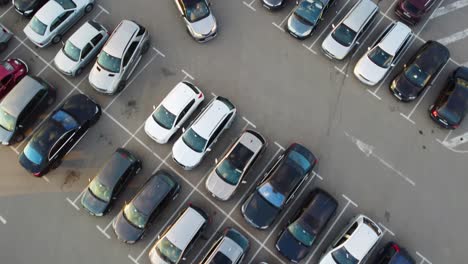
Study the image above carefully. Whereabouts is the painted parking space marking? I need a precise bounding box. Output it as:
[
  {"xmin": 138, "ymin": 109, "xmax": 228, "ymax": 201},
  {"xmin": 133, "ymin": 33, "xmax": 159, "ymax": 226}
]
[
  {"xmin": 378, "ymin": 222, "xmax": 395, "ymax": 236},
  {"xmin": 430, "ymin": 0, "xmax": 468, "ymax": 19},
  {"xmin": 0, "ymin": 5, "xmax": 13, "ymax": 19},
  {"xmin": 97, "ymin": 4, "xmax": 110, "ymax": 15},
  {"xmin": 306, "ymin": 194, "xmax": 358, "ymax": 262},
  {"xmin": 437, "ymin": 130, "xmax": 468, "ymax": 154},
  {"xmin": 181, "ymin": 69, "xmax": 194, "ymax": 80},
  {"xmin": 334, "ymin": 65, "xmax": 349, "ymax": 77},
  {"xmin": 96, "ymin": 218, "xmax": 114, "ymax": 239},
  {"xmin": 243, "ymin": 0, "xmax": 257, "ymax": 12},
  {"xmin": 417, "ymin": 0, "xmax": 446, "ymax": 36},
  {"xmin": 152, "ymin": 47, "xmax": 166, "ymax": 58},
  {"xmin": 437, "ymin": 28, "xmax": 468, "ymax": 45},
  {"xmin": 274, "ymin": 141, "xmax": 285, "ymax": 150},
  {"xmin": 66, "ymin": 187, "xmax": 88, "ymax": 211},
  {"xmin": 2, "ymin": 37, "xmax": 28, "ymax": 60},
  {"xmin": 0, "ymin": 216, "xmax": 6, "ymax": 224},
  {"xmin": 242, "ymin": 116, "xmax": 257, "ymax": 129},
  {"xmin": 272, "ymin": 8, "xmax": 296, "ymax": 33},
  {"xmin": 416, "ymin": 251, "xmax": 433, "ymax": 264}
]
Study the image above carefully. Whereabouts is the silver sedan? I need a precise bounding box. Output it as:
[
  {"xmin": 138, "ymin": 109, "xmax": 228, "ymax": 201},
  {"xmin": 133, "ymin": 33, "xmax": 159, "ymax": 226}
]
[{"xmin": 173, "ymin": 0, "xmax": 217, "ymax": 42}]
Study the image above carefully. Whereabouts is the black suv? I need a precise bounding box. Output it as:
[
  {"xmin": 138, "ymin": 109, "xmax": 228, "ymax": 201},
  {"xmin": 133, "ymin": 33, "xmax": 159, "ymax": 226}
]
[
  {"xmin": 430, "ymin": 67, "xmax": 468, "ymax": 129},
  {"xmin": 81, "ymin": 148, "xmax": 142, "ymax": 216},
  {"xmin": 0, "ymin": 75, "xmax": 55, "ymax": 145}
]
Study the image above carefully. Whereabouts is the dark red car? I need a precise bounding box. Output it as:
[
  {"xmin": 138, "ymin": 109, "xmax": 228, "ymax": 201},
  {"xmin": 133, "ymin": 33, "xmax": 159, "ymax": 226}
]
[
  {"xmin": 0, "ymin": 59, "xmax": 28, "ymax": 99},
  {"xmin": 395, "ymin": 0, "xmax": 437, "ymax": 25}
]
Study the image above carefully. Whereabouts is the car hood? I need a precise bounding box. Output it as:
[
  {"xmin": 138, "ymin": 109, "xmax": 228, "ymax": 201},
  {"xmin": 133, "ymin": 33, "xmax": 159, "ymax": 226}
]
[
  {"xmin": 0, "ymin": 127, "xmax": 14, "ymax": 145},
  {"xmin": 188, "ymin": 14, "xmax": 216, "ymax": 36},
  {"xmin": 172, "ymin": 137, "xmax": 203, "ymax": 169},
  {"xmin": 205, "ymin": 171, "xmax": 237, "ymax": 200},
  {"xmin": 318, "ymin": 252, "xmax": 336, "ymax": 264},
  {"xmin": 54, "ymin": 50, "xmax": 79, "ymax": 73},
  {"xmin": 81, "ymin": 189, "xmax": 108, "ymax": 215},
  {"xmin": 288, "ymin": 14, "xmax": 314, "ymax": 37},
  {"xmin": 149, "ymin": 248, "xmax": 170, "ymax": 264},
  {"xmin": 355, "ymin": 55, "xmax": 388, "ymax": 85},
  {"xmin": 322, "ymin": 33, "xmax": 351, "ymax": 60},
  {"xmin": 277, "ymin": 229, "xmax": 309, "ymax": 262},
  {"xmin": 89, "ymin": 64, "xmax": 120, "ymax": 93},
  {"xmin": 113, "ymin": 211, "xmax": 143, "ymax": 243},
  {"xmin": 242, "ymin": 192, "xmax": 279, "ymax": 229},
  {"xmin": 392, "ymin": 73, "xmax": 421, "ymax": 98},
  {"xmin": 144, "ymin": 116, "xmax": 171, "ymax": 144}
]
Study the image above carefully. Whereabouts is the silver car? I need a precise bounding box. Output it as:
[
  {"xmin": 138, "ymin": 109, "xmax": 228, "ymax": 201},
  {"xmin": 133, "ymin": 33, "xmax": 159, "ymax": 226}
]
[
  {"xmin": 200, "ymin": 228, "xmax": 250, "ymax": 264},
  {"xmin": 23, "ymin": 0, "xmax": 95, "ymax": 48},
  {"xmin": 0, "ymin": 23, "xmax": 12, "ymax": 52},
  {"xmin": 174, "ymin": 0, "xmax": 217, "ymax": 42},
  {"xmin": 54, "ymin": 21, "xmax": 108, "ymax": 76},
  {"xmin": 89, "ymin": 20, "xmax": 150, "ymax": 94}
]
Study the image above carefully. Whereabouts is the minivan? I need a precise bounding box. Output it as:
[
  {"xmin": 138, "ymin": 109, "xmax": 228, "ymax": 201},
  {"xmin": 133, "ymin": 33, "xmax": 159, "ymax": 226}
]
[{"xmin": 322, "ymin": 0, "xmax": 379, "ymax": 60}]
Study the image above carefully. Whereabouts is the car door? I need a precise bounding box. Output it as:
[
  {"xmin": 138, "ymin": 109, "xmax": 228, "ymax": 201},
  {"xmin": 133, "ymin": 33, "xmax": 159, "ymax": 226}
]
[
  {"xmin": 48, "ymin": 129, "xmax": 75, "ymax": 164},
  {"xmin": 88, "ymin": 32, "xmax": 105, "ymax": 63},
  {"xmin": 121, "ymin": 41, "xmax": 139, "ymax": 80},
  {"xmin": 50, "ymin": 10, "xmax": 74, "ymax": 36},
  {"xmin": 175, "ymin": 99, "xmax": 195, "ymax": 129},
  {"xmin": 18, "ymin": 89, "xmax": 46, "ymax": 130},
  {"xmin": 80, "ymin": 43, "xmax": 93, "ymax": 65},
  {"xmin": 0, "ymin": 74, "xmax": 12, "ymax": 96},
  {"xmin": 207, "ymin": 113, "xmax": 231, "ymax": 150}
]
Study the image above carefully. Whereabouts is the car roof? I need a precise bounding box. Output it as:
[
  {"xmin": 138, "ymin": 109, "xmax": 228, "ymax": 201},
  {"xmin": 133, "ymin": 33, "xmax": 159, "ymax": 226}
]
[
  {"xmin": 35, "ymin": 1, "xmax": 64, "ymax": 25},
  {"xmin": 192, "ymin": 97, "xmax": 233, "ymax": 138},
  {"xmin": 379, "ymin": 22, "xmax": 412, "ymax": 55},
  {"xmin": 166, "ymin": 206, "xmax": 207, "ymax": 249},
  {"xmin": 96, "ymin": 149, "xmax": 133, "ymax": 187},
  {"xmin": 239, "ymin": 130, "xmax": 266, "ymax": 153},
  {"xmin": 300, "ymin": 189, "xmax": 338, "ymax": 235},
  {"xmin": 1, "ymin": 76, "xmax": 44, "ymax": 117},
  {"xmin": 345, "ymin": 216, "xmax": 381, "ymax": 259},
  {"xmin": 344, "ymin": 0, "xmax": 378, "ymax": 32},
  {"xmin": 68, "ymin": 22, "xmax": 101, "ymax": 49},
  {"xmin": 217, "ymin": 237, "xmax": 244, "ymax": 261},
  {"xmin": 132, "ymin": 172, "xmax": 175, "ymax": 213},
  {"xmin": 414, "ymin": 41, "xmax": 450, "ymax": 73},
  {"xmin": 162, "ymin": 82, "xmax": 197, "ymax": 115},
  {"xmin": 103, "ymin": 20, "xmax": 139, "ymax": 58}
]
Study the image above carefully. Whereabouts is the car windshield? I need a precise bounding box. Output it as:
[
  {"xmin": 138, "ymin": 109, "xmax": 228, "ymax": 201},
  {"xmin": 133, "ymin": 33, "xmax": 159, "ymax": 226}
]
[
  {"xmin": 1, "ymin": 61, "xmax": 14, "ymax": 72},
  {"xmin": 331, "ymin": 247, "xmax": 359, "ymax": 264},
  {"xmin": 156, "ymin": 237, "xmax": 182, "ymax": 264},
  {"xmin": 404, "ymin": 64, "xmax": 430, "ymax": 88},
  {"xmin": 184, "ymin": 1, "xmax": 210, "ymax": 23},
  {"xmin": 288, "ymin": 221, "xmax": 315, "ymax": 246},
  {"xmin": 332, "ymin": 24, "xmax": 356, "ymax": 47},
  {"xmin": 54, "ymin": 0, "xmax": 77, "ymax": 9},
  {"xmin": 182, "ymin": 128, "xmax": 207, "ymax": 153},
  {"xmin": 295, "ymin": 1, "xmax": 323, "ymax": 25},
  {"xmin": 89, "ymin": 178, "xmax": 112, "ymax": 202},
  {"xmin": 457, "ymin": 78, "xmax": 468, "ymax": 89},
  {"xmin": 211, "ymin": 252, "xmax": 232, "ymax": 264},
  {"xmin": 216, "ymin": 160, "xmax": 242, "ymax": 185},
  {"xmin": 404, "ymin": 0, "xmax": 421, "ymax": 14},
  {"xmin": 258, "ymin": 182, "xmax": 284, "ymax": 208},
  {"xmin": 63, "ymin": 41, "xmax": 81, "ymax": 62},
  {"xmin": 124, "ymin": 203, "xmax": 149, "ymax": 229},
  {"xmin": 152, "ymin": 105, "xmax": 176, "ymax": 130},
  {"xmin": 368, "ymin": 46, "xmax": 393, "ymax": 68},
  {"xmin": 0, "ymin": 108, "xmax": 16, "ymax": 132},
  {"xmin": 51, "ymin": 110, "xmax": 78, "ymax": 131},
  {"xmin": 23, "ymin": 143, "xmax": 44, "ymax": 165},
  {"xmin": 30, "ymin": 16, "xmax": 47, "ymax": 36},
  {"xmin": 97, "ymin": 51, "xmax": 121, "ymax": 73}
]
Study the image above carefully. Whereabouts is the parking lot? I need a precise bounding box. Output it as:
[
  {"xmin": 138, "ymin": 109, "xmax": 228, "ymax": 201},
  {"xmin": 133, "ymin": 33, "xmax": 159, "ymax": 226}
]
[{"xmin": 0, "ymin": 0, "xmax": 468, "ymax": 263}]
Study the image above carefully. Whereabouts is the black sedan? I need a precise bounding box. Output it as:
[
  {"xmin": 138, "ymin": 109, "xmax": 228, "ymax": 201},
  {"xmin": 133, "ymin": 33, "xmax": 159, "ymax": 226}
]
[
  {"xmin": 81, "ymin": 148, "xmax": 142, "ymax": 216},
  {"xmin": 241, "ymin": 143, "xmax": 317, "ymax": 230},
  {"xmin": 113, "ymin": 170, "xmax": 180, "ymax": 243},
  {"xmin": 19, "ymin": 94, "xmax": 101, "ymax": 176},
  {"xmin": 286, "ymin": 0, "xmax": 335, "ymax": 39},
  {"xmin": 13, "ymin": 0, "xmax": 48, "ymax": 17},
  {"xmin": 276, "ymin": 188, "xmax": 337, "ymax": 263},
  {"xmin": 375, "ymin": 242, "xmax": 415, "ymax": 264},
  {"xmin": 430, "ymin": 67, "xmax": 468, "ymax": 129},
  {"xmin": 390, "ymin": 41, "xmax": 450, "ymax": 102}
]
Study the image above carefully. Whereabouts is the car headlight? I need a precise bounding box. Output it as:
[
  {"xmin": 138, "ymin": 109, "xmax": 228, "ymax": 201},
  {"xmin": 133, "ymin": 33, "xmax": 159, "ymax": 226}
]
[
  {"xmin": 210, "ymin": 22, "xmax": 217, "ymax": 34},
  {"xmin": 390, "ymin": 80, "xmax": 397, "ymax": 89}
]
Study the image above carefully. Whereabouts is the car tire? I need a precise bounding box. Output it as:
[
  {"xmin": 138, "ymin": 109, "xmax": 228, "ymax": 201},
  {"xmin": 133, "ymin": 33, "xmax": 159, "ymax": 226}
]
[
  {"xmin": 0, "ymin": 43, "xmax": 7, "ymax": 52},
  {"xmin": 85, "ymin": 3, "xmax": 94, "ymax": 13},
  {"xmin": 141, "ymin": 41, "xmax": 150, "ymax": 55},
  {"xmin": 116, "ymin": 80, "xmax": 126, "ymax": 93},
  {"xmin": 52, "ymin": 35, "xmax": 62, "ymax": 44},
  {"xmin": 75, "ymin": 67, "xmax": 83, "ymax": 77},
  {"xmin": 14, "ymin": 133, "xmax": 25, "ymax": 143}
]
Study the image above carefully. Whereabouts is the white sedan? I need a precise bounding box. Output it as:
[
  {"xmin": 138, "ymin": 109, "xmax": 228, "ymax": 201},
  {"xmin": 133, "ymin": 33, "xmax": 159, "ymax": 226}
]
[{"xmin": 145, "ymin": 82, "xmax": 204, "ymax": 144}]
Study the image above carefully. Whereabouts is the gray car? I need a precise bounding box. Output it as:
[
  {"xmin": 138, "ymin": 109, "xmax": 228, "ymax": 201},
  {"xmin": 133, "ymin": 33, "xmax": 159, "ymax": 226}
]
[
  {"xmin": 287, "ymin": 0, "xmax": 335, "ymax": 40},
  {"xmin": 89, "ymin": 20, "xmax": 150, "ymax": 94},
  {"xmin": 54, "ymin": 20, "xmax": 108, "ymax": 76},
  {"xmin": 0, "ymin": 23, "xmax": 13, "ymax": 52},
  {"xmin": 174, "ymin": 0, "xmax": 217, "ymax": 42},
  {"xmin": 200, "ymin": 228, "xmax": 250, "ymax": 264},
  {"xmin": 0, "ymin": 75, "xmax": 55, "ymax": 145},
  {"xmin": 23, "ymin": 0, "xmax": 95, "ymax": 48}
]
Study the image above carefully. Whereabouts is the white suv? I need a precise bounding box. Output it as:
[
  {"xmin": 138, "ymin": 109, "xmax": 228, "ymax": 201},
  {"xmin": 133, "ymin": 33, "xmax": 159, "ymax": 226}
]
[
  {"xmin": 319, "ymin": 215, "xmax": 383, "ymax": 264},
  {"xmin": 172, "ymin": 96, "xmax": 236, "ymax": 170},
  {"xmin": 354, "ymin": 21, "xmax": 413, "ymax": 86}
]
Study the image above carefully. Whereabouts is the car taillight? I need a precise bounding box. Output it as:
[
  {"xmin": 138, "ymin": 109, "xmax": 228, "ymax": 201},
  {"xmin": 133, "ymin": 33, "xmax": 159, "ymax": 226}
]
[
  {"xmin": 453, "ymin": 124, "xmax": 459, "ymax": 128},
  {"xmin": 392, "ymin": 243, "xmax": 401, "ymax": 252},
  {"xmin": 432, "ymin": 110, "xmax": 438, "ymax": 117},
  {"xmin": 198, "ymin": 92, "xmax": 203, "ymax": 99},
  {"xmin": 33, "ymin": 172, "xmax": 41, "ymax": 177}
]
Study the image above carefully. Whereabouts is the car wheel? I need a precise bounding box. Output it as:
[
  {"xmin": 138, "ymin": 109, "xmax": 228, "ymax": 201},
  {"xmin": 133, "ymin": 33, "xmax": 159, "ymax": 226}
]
[
  {"xmin": 75, "ymin": 67, "xmax": 83, "ymax": 77},
  {"xmin": 52, "ymin": 35, "xmax": 62, "ymax": 44},
  {"xmin": 141, "ymin": 41, "xmax": 150, "ymax": 54},
  {"xmin": 14, "ymin": 133, "xmax": 25, "ymax": 143},
  {"xmin": 85, "ymin": 3, "xmax": 94, "ymax": 13},
  {"xmin": 116, "ymin": 80, "xmax": 126, "ymax": 93},
  {"xmin": 0, "ymin": 43, "xmax": 7, "ymax": 52}
]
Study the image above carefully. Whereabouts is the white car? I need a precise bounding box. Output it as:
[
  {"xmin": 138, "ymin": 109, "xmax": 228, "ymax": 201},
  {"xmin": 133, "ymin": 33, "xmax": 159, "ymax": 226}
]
[
  {"xmin": 354, "ymin": 21, "xmax": 413, "ymax": 86},
  {"xmin": 172, "ymin": 96, "xmax": 236, "ymax": 170},
  {"xmin": 24, "ymin": 0, "xmax": 95, "ymax": 48},
  {"xmin": 54, "ymin": 20, "xmax": 108, "ymax": 76},
  {"xmin": 144, "ymin": 81, "xmax": 204, "ymax": 144},
  {"xmin": 205, "ymin": 130, "xmax": 266, "ymax": 201},
  {"xmin": 319, "ymin": 215, "xmax": 383, "ymax": 264}
]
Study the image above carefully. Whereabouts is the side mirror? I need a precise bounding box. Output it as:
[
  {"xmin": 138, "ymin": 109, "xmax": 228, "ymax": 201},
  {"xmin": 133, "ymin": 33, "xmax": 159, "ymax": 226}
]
[
  {"xmin": 88, "ymin": 178, "xmax": 91, "ymax": 182},
  {"xmin": 215, "ymin": 158, "xmax": 218, "ymax": 164},
  {"xmin": 331, "ymin": 24, "xmax": 336, "ymax": 29},
  {"xmin": 175, "ymin": 124, "xmax": 181, "ymax": 129},
  {"xmin": 207, "ymin": 148, "xmax": 212, "ymax": 152},
  {"xmin": 296, "ymin": 0, "xmax": 299, "ymax": 4},
  {"xmin": 61, "ymin": 41, "xmax": 65, "ymax": 46},
  {"xmin": 391, "ymin": 63, "xmax": 396, "ymax": 67},
  {"xmin": 356, "ymin": 41, "xmax": 360, "ymax": 45},
  {"xmin": 152, "ymin": 105, "xmax": 156, "ymax": 110},
  {"xmin": 241, "ymin": 180, "xmax": 247, "ymax": 184},
  {"xmin": 367, "ymin": 47, "xmax": 371, "ymax": 51},
  {"xmin": 403, "ymin": 64, "xmax": 407, "ymax": 68},
  {"xmin": 157, "ymin": 235, "xmax": 161, "ymax": 239},
  {"xmin": 18, "ymin": 124, "xmax": 23, "ymax": 128},
  {"xmin": 182, "ymin": 127, "xmax": 186, "ymax": 132},
  {"xmin": 182, "ymin": 258, "xmax": 187, "ymax": 261}
]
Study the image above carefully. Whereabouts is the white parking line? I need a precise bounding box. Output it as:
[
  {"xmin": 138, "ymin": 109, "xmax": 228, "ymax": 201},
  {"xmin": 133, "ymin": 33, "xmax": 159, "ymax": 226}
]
[
  {"xmin": 274, "ymin": 141, "xmax": 285, "ymax": 150},
  {"xmin": 122, "ymin": 122, "xmax": 145, "ymax": 148},
  {"xmin": 243, "ymin": 0, "xmax": 257, "ymax": 11},
  {"xmin": 416, "ymin": 251, "xmax": 433, "ymax": 264},
  {"xmin": 66, "ymin": 188, "xmax": 88, "ymax": 211},
  {"xmin": 430, "ymin": 0, "xmax": 468, "ymax": 19},
  {"xmin": 93, "ymin": 9, "xmax": 105, "ymax": 20},
  {"xmin": 0, "ymin": 216, "xmax": 6, "ymax": 224},
  {"xmin": 437, "ymin": 28, "xmax": 468, "ymax": 46},
  {"xmin": 152, "ymin": 47, "xmax": 166, "ymax": 58},
  {"xmin": 334, "ymin": 65, "xmax": 349, "ymax": 77},
  {"xmin": 242, "ymin": 116, "xmax": 257, "ymax": 129},
  {"xmin": 3, "ymin": 37, "xmax": 28, "ymax": 60},
  {"xmin": 181, "ymin": 69, "xmax": 194, "ymax": 80},
  {"xmin": 438, "ymin": 131, "xmax": 468, "ymax": 148},
  {"xmin": 96, "ymin": 218, "xmax": 114, "ymax": 239},
  {"xmin": 417, "ymin": 0, "xmax": 446, "ymax": 36},
  {"xmin": 272, "ymin": 8, "xmax": 295, "ymax": 32},
  {"xmin": 97, "ymin": 4, "xmax": 110, "ymax": 15},
  {"xmin": 306, "ymin": 194, "xmax": 358, "ymax": 262},
  {"xmin": 0, "ymin": 5, "xmax": 13, "ymax": 19},
  {"xmin": 247, "ymin": 170, "xmax": 323, "ymax": 264},
  {"xmin": 42, "ymin": 176, "xmax": 50, "ymax": 183},
  {"xmin": 152, "ymin": 152, "xmax": 172, "ymax": 174},
  {"xmin": 37, "ymin": 58, "xmax": 54, "ymax": 76},
  {"xmin": 378, "ymin": 222, "xmax": 395, "ymax": 236}
]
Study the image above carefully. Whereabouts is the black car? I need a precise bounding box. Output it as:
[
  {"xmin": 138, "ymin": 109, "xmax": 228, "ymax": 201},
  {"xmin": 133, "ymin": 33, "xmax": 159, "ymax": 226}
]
[
  {"xmin": 81, "ymin": 148, "xmax": 142, "ymax": 216},
  {"xmin": 241, "ymin": 143, "xmax": 317, "ymax": 230},
  {"xmin": 113, "ymin": 170, "xmax": 180, "ymax": 243},
  {"xmin": 286, "ymin": 0, "xmax": 336, "ymax": 40},
  {"xmin": 390, "ymin": 41, "xmax": 450, "ymax": 102},
  {"xmin": 374, "ymin": 242, "xmax": 415, "ymax": 264},
  {"xmin": 19, "ymin": 94, "xmax": 101, "ymax": 176},
  {"xmin": 262, "ymin": 0, "xmax": 287, "ymax": 10},
  {"xmin": 0, "ymin": 76, "xmax": 55, "ymax": 145},
  {"xmin": 430, "ymin": 67, "xmax": 468, "ymax": 129},
  {"xmin": 13, "ymin": 0, "xmax": 48, "ymax": 17},
  {"xmin": 276, "ymin": 188, "xmax": 337, "ymax": 263},
  {"xmin": 201, "ymin": 228, "xmax": 250, "ymax": 264}
]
